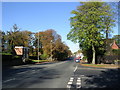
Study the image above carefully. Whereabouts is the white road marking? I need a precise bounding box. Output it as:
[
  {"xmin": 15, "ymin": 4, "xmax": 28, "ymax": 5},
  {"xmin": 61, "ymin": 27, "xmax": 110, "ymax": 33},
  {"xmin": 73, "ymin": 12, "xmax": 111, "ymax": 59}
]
[
  {"xmin": 67, "ymin": 82, "xmax": 73, "ymax": 88},
  {"xmin": 70, "ymin": 77, "xmax": 74, "ymax": 80},
  {"xmin": 77, "ymin": 78, "xmax": 81, "ymax": 80},
  {"xmin": 74, "ymin": 66, "xmax": 78, "ymax": 72},
  {"xmin": 3, "ymin": 78, "xmax": 15, "ymax": 83},
  {"xmin": 70, "ymin": 79, "xmax": 73, "ymax": 82},
  {"xmin": 76, "ymin": 77, "xmax": 82, "ymax": 89},
  {"xmin": 67, "ymin": 77, "xmax": 74, "ymax": 88},
  {"xmin": 68, "ymin": 82, "xmax": 73, "ymax": 85},
  {"xmin": 76, "ymin": 82, "xmax": 81, "ymax": 85},
  {"xmin": 67, "ymin": 84, "xmax": 71, "ymax": 88},
  {"xmin": 67, "ymin": 77, "xmax": 82, "ymax": 89},
  {"xmin": 77, "ymin": 79, "xmax": 81, "ymax": 82}
]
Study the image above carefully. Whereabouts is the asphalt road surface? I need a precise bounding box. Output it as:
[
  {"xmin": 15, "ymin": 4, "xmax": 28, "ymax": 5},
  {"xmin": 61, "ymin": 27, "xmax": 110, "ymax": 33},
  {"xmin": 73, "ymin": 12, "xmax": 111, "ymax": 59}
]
[{"xmin": 2, "ymin": 58, "xmax": 120, "ymax": 89}]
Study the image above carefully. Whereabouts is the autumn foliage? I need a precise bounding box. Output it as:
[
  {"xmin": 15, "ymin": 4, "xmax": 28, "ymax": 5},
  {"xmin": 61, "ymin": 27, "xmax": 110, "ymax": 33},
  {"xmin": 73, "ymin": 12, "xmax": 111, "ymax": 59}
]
[
  {"xmin": 34, "ymin": 29, "xmax": 72, "ymax": 61},
  {"xmin": 1, "ymin": 24, "xmax": 72, "ymax": 61}
]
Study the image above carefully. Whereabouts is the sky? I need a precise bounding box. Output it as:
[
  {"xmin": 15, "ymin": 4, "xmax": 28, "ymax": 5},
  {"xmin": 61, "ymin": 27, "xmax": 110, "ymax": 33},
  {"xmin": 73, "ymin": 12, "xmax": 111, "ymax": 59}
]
[{"xmin": 1, "ymin": 1, "xmax": 119, "ymax": 53}]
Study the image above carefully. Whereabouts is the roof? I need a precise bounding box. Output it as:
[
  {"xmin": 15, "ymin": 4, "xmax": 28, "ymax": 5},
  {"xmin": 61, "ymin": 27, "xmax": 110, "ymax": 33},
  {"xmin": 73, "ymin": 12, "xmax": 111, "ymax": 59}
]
[{"xmin": 111, "ymin": 40, "xmax": 120, "ymax": 49}]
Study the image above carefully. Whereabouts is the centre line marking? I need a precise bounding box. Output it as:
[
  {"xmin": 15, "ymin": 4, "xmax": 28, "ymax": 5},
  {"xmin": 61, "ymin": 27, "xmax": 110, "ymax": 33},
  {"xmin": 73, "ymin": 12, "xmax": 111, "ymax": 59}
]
[{"xmin": 74, "ymin": 66, "xmax": 78, "ymax": 72}]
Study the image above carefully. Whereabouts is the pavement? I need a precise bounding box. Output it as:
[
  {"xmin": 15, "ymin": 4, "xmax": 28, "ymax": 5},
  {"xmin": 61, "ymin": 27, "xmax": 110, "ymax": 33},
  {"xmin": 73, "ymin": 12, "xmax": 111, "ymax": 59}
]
[{"xmin": 2, "ymin": 58, "xmax": 120, "ymax": 89}]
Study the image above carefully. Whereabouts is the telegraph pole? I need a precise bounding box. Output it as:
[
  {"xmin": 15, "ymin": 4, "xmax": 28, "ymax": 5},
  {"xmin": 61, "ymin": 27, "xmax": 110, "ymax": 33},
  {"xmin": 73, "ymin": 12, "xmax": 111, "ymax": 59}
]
[
  {"xmin": 38, "ymin": 32, "xmax": 39, "ymax": 63},
  {"xmin": 51, "ymin": 40, "xmax": 53, "ymax": 61}
]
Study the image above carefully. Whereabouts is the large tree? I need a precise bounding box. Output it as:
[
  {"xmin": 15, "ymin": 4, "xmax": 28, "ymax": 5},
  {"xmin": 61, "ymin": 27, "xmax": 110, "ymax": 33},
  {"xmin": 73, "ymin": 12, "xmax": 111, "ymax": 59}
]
[
  {"xmin": 113, "ymin": 35, "xmax": 120, "ymax": 44},
  {"xmin": 6, "ymin": 24, "xmax": 33, "ymax": 54},
  {"xmin": 67, "ymin": 2, "xmax": 115, "ymax": 64},
  {"xmin": 34, "ymin": 29, "xmax": 72, "ymax": 60},
  {"xmin": 6, "ymin": 24, "xmax": 20, "ymax": 54}
]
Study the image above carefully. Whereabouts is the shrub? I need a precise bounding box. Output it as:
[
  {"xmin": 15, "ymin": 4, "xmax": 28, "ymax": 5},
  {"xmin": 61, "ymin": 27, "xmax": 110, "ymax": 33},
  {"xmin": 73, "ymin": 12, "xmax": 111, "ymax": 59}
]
[
  {"xmin": 40, "ymin": 53, "xmax": 48, "ymax": 60},
  {"xmin": 112, "ymin": 49, "xmax": 120, "ymax": 55},
  {"xmin": 12, "ymin": 55, "xmax": 21, "ymax": 60},
  {"xmin": 82, "ymin": 56, "xmax": 87, "ymax": 61}
]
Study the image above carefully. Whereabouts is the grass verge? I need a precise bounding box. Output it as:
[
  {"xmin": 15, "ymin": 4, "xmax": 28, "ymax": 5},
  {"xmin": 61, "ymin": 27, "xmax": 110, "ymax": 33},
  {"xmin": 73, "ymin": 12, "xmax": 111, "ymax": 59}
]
[
  {"xmin": 80, "ymin": 63, "xmax": 119, "ymax": 69},
  {"xmin": 32, "ymin": 60, "xmax": 49, "ymax": 63}
]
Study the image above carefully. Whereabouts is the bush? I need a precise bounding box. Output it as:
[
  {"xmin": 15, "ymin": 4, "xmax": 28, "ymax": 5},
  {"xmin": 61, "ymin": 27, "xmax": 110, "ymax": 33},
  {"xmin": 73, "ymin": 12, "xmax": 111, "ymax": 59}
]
[
  {"xmin": 97, "ymin": 55, "xmax": 120, "ymax": 64},
  {"xmin": 29, "ymin": 56, "xmax": 38, "ymax": 60},
  {"xmin": 82, "ymin": 56, "xmax": 87, "ymax": 61},
  {"xmin": 112, "ymin": 49, "xmax": 120, "ymax": 55},
  {"xmin": 12, "ymin": 55, "xmax": 21, "ymax": 60},
  {"xmin": 40, "ymin": 53, "xmax": 48, "ymax": 60}
]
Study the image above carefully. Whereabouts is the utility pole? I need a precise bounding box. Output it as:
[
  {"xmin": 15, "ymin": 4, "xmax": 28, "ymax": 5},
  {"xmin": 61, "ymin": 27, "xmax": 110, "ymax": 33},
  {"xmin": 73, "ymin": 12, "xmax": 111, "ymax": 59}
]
[
  {"xmin": 38, "ymin": 32, "xmax": 39, "ymax": 63},
  {"xmin": 51, "ymin": 40, "xmax": 52, "ymax": 61}
]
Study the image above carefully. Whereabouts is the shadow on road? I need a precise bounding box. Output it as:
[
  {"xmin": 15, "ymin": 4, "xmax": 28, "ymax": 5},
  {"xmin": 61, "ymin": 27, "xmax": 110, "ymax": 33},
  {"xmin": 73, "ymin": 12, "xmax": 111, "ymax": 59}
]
[
  {"xmin": 3, "ymin": 65, "xmax": 61, "ymax": 88},
  {"xmin": 85, "ymin": 68, "xmax": 120, "ymax": 88},
  {"xmin": 2, "ymin": 67, "xmax": 44, "ymax": 80}
]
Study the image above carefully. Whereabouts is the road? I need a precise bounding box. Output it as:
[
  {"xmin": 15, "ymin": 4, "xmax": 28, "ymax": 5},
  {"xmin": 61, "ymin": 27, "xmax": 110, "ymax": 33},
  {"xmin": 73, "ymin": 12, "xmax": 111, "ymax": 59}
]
[{"xmin": 2, "ymin": 58, "xmax": 120, "ymax": 89}]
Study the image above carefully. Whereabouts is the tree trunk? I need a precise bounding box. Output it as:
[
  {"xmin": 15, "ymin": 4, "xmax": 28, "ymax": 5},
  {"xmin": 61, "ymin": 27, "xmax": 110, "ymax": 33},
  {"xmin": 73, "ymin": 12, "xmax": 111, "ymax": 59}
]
[
  {"xmin": 106, "ymin": 28, "xmax": 108, "ymax": 39},
  {"xmin": 106, "ymin": 27, "xmax": 109, "ymax": 51},
  {"xmin": 92, "ymin": 44, "xmax": 96, "ymax": 64}
]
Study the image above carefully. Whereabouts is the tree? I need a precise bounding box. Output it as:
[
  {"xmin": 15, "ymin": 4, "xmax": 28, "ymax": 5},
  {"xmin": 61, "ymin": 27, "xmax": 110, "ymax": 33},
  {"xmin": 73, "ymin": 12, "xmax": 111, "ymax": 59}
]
[
  {"xmin": 67, "ymin": 2, "xmax": 114, "ymax": 64},
  {"xmin": 52, "ymin": 39, "xmax": 72, "ymax": 61},
  {"xmin": 34, "ymin": 29, "xmax": 55, "ymax": 57},
  {"xmin": 18, "ymin": 30, "xmax": 33, "ymax": 47},
  {"xmin": 113, "ymin": 35, "xmax": 120, "ymax": 45},
  {"xmin": 6, "ymin": 24, "xmax": 33, "ymax": 55},
  {"xmin": 6, "ymin": 24, "xmax": 20, "ymax": 54},
  {"xmin": 102, "ymin": 3, "xmax": 117, "ymax": 53},
  {"xmin": 34, "ymin": 29, "xmax": 72, "ymax": 61},
  {"xmin": 0, "ymin": 30, "xmax": 6, "ymax": 52}
]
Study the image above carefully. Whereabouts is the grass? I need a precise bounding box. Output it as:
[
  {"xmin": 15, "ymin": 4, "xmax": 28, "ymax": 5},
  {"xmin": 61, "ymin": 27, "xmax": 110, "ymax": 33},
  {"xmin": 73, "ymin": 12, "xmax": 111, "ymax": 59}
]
[
  {"xmin": 80, "ymin": 63, "xmax": 119, "ymax": 69},
  {"xmin": 32, "ymin": 60, "xmax": 49, "ymax": 63},
  {"xmin": 0, "ymin": 52, "xmax": 12, "ymax": 55}
]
